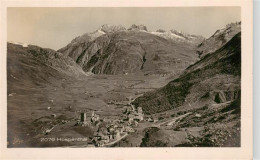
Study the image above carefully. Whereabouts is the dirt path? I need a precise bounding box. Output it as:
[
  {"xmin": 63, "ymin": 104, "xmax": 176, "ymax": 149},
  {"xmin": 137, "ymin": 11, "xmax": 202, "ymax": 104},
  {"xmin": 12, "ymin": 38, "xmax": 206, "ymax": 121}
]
[{"xmin": 153, "ymin": 112, "xmax": 192, "ymax": 127}]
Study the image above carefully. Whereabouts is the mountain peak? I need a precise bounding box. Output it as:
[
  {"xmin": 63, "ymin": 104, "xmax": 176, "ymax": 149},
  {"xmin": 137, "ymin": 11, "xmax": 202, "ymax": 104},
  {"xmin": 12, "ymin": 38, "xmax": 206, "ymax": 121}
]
[
  {"xmin": 128, "ymin": 24, "xmax": 148, "ymax": 31},
  {"xmin": 99, "ymin": 24, "xmax": 126, "ymax": 33},
  {"xmin": 156, "ymin": 29, "xmax": 166, "ymax": 33},
  {"xmin": 197, "ymin": 21, "xmax": 241, "ymax": 58}
]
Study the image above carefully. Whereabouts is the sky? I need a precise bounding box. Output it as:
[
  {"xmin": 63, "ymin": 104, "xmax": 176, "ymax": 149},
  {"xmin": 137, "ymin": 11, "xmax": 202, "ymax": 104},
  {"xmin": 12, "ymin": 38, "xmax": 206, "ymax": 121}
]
[{"xmin": 7, "ymin": 7, "xmax": 241, "ymax": 50}]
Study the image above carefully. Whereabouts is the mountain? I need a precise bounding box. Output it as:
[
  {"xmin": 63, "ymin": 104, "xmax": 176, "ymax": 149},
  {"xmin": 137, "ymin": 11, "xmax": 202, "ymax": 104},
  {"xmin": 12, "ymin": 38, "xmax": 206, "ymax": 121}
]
[
  {"xmin": 58, "ymin": 24, "xmax": 126, "ymax": 61},
  {"xmin": 131, "ymin": 31, "xmax": 241, "ymax": 147},
  {"xmin": 58, "ymin": 24, "xmax": 204, "ymax": 75},
  {"xmin": 197, "ymin": 22, "xmax": 241, "ymax": 58},
  {"xmin": 132, "ymin": 32, "xmax": 241, "ymax": 114},
  {"xmin": 7, "ymin": 42, "xmax": 86, "ymax": 88}
]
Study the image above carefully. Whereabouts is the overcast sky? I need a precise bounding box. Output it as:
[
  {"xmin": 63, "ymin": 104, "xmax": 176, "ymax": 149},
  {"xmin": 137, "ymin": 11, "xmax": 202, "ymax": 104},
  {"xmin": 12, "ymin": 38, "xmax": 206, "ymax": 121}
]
[{"xmin": 8, "ymin": 7, "xmax": 241, "ymax": 50}]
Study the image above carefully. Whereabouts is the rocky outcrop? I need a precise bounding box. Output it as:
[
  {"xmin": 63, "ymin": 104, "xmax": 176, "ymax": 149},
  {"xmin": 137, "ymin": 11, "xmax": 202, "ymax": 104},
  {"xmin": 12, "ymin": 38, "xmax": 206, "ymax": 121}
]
[
  {"xmin": 213, "ymin": 91, "xmax": 241, "ymax": 104},
  {"xmin": 128, "ymin": 24, "xmax": 148, "ymax": 31},
  {"xmin": 100, "ymin": 24, "xmax": 126, "ymax": 33},
  {"xmin": 156, "ymin": 29, "xmax": 166, "ymax": 33},
  {"xmin": 197, "ymin": 22, "xmax": 241, "ymax": 58}
]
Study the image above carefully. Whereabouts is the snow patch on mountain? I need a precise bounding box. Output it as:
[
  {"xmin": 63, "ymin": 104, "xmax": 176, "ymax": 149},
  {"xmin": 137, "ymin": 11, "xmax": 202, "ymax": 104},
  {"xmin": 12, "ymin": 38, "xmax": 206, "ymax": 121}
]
[
  {"xmin": 151, "ymin": 31, "xmax": 186, "ymax": 40},
  {"xmin": 151, "ymin": 30, "xmax": 204, "ymax": 45},
  {"xmin": 8, "ymin": 41, "xmax": 28, "ymax": 47}
]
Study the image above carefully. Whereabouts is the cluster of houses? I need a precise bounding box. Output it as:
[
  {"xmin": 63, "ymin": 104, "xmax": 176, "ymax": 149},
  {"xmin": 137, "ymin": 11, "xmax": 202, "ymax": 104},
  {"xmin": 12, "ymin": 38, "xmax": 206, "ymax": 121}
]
[
  {"xmin": 91, "ymin": 121, "xmax": 135, "ymax": 147},
  {"xmin": 123, "ymin": 105, "xmax": 144, "ymax": 125},
  {"xmin": 74, "ymin": 104, "xmax": 147, "ymax": 147},
  {"xmin": 77, "ymin": 111, "xmax": 100, "ymax": 127},
  {"xmin": 44, "ymin": 103, "xmax": 163, "ymax": 147},
  {"xmin": 76, "ymin": 110, "xmax": 136, "ymax": 147},
  {"xmin": 145, "ymin": 116, "xmax": 159, "ymax": 123}
]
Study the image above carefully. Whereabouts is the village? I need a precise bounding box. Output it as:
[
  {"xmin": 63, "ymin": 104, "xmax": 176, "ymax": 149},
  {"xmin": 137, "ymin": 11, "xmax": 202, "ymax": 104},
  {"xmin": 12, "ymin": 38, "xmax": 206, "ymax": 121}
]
[
  {"xmin": 40, "ymin": 94, "xmax": 197, "ymax": 148},
  {"xmin": 75, "ymin": 102, "xmax": 145, "ymax": 147},
  {"xmin": 42, "ymin": 100, "xmax": 146, "ymax": 147},
  {"xmin": 38, "ymin": 88, "xmax": 196, "ymax": 148}
]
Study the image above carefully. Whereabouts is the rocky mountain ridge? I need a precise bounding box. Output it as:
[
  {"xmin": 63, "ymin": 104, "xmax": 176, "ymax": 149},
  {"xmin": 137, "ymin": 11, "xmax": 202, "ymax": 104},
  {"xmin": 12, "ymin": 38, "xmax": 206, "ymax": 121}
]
[
  {"xmin": 58, "ymin": 24, "xmax": 204, "ymax": 75},
  {"xmin": 151, "ymin": 29, "xmax": 204, "ymax": 45},
  {"xmin": 197, "ymin": 22, "xmax": 241, "ymax": 58}
]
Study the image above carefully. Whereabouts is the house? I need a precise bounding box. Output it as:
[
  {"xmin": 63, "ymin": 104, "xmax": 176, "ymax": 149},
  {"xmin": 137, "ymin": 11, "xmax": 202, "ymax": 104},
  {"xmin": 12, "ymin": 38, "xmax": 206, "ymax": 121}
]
[
  {"xmin": 108, "ymin": 133, "xmax": 114, "ymax": 140},
  {"xmin": 128, "ymin": 117, "xmax": 134, "ymax": 124},
  {"xmin": 92, "ymin": 132, "xmax": 111, "ymax": 146},
  {"xmin": 127, "ymin": 109, "xmax": 143, "ymax": 122},
  {"xmin": 96, "ymin": 141, "xmax": 105, "ymax": 147},
  {"xmin": 101, "ymin": 135, "xmax": 109, "ymax": 143},
  {"xmin": 148, "ymin": 117, "xmax": 154, "ymax": 122},
  {"xmin": 98, "ymin": 126, "xmax": 109, "ymax": 135},
  {"xmin": 133, "ymin": 120, "xmax": 139, "ymax": 127},
  {"xmin": 134, "ymin": 115, "xmax": 143, "ymax": 121},
  {"xmin": 78, "ymin": 112, "xmax": 92, "ymax": 126},
  {"xmin": 117, "ymin": 126, "xmax": 125, "ymax": 133},
  {"xmin": 115, "ymin": 131, "xmax": 121, "ymax": 139},
  {"xmin": 127, "ymin": 119, "xmax": 134, "ymax": 126},
  {"xmin": 127, "ymin": 121, "xmax": 132, "ymax": 126},
  {"xmin": 91, "ymin": 111, "xmax": 100, "ymax": 123},
  {"xmin": 195, "ymin": 113, "xmax": 202, "ymax": 118},
  {"xmin": 83, "ymin": 121, "xmax": 92, "ymax": 127},
  {"xmin": 125, "ymin": 126, "xmax": 135, "ymax": 133},
  {"xmin": 128, "ymin": 114, "xmax": 135, "ymax": 119},
  {"xmin": 92, "ymin": 133, "xmax": 102, "ymax": 141},
  {"xmin": 137, "ymin": 107, "xmax": 143, "ymax": 114},
  {"xmin": 81, "ymin": 112, "xmax": 87, "ymax": 122},
  {"xmin": 108, "ymin": 127, "xmax": 115, "ymax": 133},
  {"xmin": 153, "ymin": 118, "xmax": 159, "ymax": 123}
]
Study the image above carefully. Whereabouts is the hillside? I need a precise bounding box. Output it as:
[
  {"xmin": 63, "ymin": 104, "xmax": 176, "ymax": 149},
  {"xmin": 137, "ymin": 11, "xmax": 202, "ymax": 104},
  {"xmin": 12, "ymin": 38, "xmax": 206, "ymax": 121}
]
[
  {"xmin": 132, "ymin": 32, "xmax": 241, "ymax": 114},
  {"xmin": 7, "ymin": 42, "xmax": 91, "ymax": 147},
  {"xmin": 127, "ymin": 32, "xmax": 241, "ymax": 147},
  {"xmin": 58, "ymin": 24, "xmax": 204, "ymax": 75},
  {"xmin": 7, "ymin": 43, "xmax": 86, "ymax": 84}
]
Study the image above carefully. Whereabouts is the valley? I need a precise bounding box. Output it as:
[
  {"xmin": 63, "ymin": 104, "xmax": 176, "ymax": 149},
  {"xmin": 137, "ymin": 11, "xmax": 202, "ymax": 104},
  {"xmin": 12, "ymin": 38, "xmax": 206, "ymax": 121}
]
[
  {"xmin": 7, "ymin": 70, "xmax": 173, "ymax": 147},
  {"xmin": 7, "ymin": 23, "xmax": 241, "ymax": 147}
]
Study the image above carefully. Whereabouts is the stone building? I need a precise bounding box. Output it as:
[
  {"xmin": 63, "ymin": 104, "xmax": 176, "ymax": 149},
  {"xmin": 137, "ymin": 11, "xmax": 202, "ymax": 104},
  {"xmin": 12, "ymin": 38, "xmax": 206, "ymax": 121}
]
[
  {"xmin": 81, "ymin": 112, "xmax": 87, "ymax": 123},
  {"xmin": 91, "ymin": 111, "xmax": 100, "ymax": 123}
]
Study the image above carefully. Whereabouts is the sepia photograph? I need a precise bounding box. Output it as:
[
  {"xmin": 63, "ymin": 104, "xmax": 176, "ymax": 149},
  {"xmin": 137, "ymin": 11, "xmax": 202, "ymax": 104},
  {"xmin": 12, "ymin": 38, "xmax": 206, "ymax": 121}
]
[
  {"xmin": 6, "ymin": 7, "xmax": 243, "ymax": 148},
  {"xmin": 0, "ymin": 1, "xmax": 254, "ymax": 159}
]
